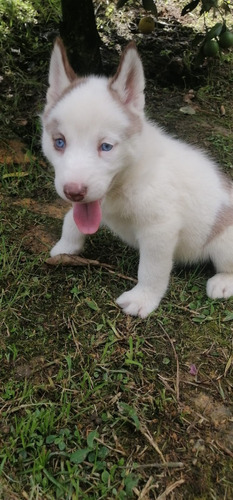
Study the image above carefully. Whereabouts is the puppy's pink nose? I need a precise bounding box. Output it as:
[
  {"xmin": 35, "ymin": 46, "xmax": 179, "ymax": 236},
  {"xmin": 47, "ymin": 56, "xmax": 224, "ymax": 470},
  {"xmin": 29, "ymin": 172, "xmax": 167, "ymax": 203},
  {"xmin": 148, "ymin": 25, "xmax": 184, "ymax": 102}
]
[{"xmin": 63, "ymin": 183, "xmax": 87, "ymax": 202}]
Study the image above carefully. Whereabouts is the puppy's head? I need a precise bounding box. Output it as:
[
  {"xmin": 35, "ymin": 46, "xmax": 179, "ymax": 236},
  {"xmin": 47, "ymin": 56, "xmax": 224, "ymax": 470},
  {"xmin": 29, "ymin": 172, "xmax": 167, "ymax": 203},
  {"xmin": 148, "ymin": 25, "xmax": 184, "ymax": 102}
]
[{"xmin": 42, "ymin": 38, "xmax": 145, "ymax": 234}]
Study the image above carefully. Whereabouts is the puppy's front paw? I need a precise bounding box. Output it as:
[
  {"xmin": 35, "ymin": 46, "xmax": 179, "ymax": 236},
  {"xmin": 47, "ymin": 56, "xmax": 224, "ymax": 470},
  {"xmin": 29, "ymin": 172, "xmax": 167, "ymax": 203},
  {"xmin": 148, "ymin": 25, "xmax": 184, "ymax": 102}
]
[
  {"xmin": 116, "ymin": 285, "xmax": 160, "ymax": 318},
  {"xmin": 50, "ymin": 239, "xmax": 82, "ymax": 257},
  {"xmin": 207, "ymin": 273, "xmax": 233, "ymax": 299}
]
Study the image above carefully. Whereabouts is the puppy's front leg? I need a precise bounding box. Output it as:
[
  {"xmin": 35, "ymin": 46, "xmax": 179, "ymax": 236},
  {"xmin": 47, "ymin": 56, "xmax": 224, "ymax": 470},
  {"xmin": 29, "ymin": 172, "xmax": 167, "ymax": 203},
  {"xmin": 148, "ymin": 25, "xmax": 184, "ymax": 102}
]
[
  {"xmin": 116, "ymin": 231, "xmax": 176, "ymax": 318},
  {"xmin": 50, "ymin": 208, "xmax": 86, "ymax": 257}
]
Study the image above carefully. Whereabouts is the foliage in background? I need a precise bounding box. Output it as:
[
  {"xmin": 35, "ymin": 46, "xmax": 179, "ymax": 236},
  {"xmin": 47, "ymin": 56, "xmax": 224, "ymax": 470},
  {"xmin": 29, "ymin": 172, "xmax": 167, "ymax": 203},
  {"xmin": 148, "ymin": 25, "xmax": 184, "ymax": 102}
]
[
  {"xmin": 116, "ymin": 0, "xmax": 233, "ymax": 60},
  {"xmin": 182, "ymin": 0, "xmax": 233, "ymax": 60}
]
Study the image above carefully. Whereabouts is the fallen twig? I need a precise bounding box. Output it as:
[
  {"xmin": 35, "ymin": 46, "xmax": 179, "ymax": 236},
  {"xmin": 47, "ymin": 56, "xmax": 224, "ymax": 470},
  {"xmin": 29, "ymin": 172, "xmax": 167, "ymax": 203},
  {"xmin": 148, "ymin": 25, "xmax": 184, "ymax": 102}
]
[
  {"xmin": 95, "ymin": 437, "xmax": 126, "ymax": 456},
  {"xmin": 157, "ymin": 374, "xmax": 176, "ymax": 395},
  {"xmin": 46, "ymin": 254, "xmax": 110, "ymax": 267},
  {"xmin": 135, "ymin": 461, "xmax": 184, "ymax": 469},
  {"xmin": 156, "ymin": 478, "xmax": 185, "ymax": 500},
  {"xmin": 215, "ymin": 440, "xmax": 233, "ymax": 458},
  {"xmin": 135, "ymin": 476, "xmax": 155, "ymax": 499},
  {"xmin": 140, "ymin": 425, "xmax": 166, "ymax": 463},
  {"xmin": 46, "ymin": 254, "xmax": 137, "ymax": 283},
  {"xmin": 173, "ymin": 303, "xmax": 201, "ymax": 316}
]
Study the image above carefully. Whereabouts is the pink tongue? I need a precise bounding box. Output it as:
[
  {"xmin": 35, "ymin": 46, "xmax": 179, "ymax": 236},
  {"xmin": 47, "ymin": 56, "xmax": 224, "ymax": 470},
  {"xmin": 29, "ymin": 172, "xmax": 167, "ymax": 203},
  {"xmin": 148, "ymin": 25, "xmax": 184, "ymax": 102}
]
[{"xmin": 73, "ymin": 201, "xmax": 102, "ymax": 234}]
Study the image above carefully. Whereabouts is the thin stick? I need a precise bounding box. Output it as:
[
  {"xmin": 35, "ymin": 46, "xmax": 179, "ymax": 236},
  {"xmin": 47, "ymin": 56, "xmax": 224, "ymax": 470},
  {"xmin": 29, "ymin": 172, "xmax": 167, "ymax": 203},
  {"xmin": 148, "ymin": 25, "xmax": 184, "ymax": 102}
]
[
  {"xmin": 46, "ymin": 254, "xmax": 113, "ymax": 268},
  {"xmin": 215, "ymin": 440, "xmax": 233, "ymax": 458},
  {"xmin": 95, "ymin": 437, "xmax": 126, "ymax": 456},
  {"xmin": 158, "ymin": 374, "xmax": 176, "ymax": 395},
  {"xmin": 140, "ymin": 425, "xmax": 166, "ymax": 463},
  {"xmin": 2, "ymin": 402, "xmax": 54, "ymax": 415},
  {"xmin": 173, "ymin": 303, "xmax": 200, "ymax": 316},
  {"xmin": 135, "ymin": 461, "xmax": 184, "ymax": 469},
  {"xmin": 46, "ymin": 254, "xmax": 137, "ymax": 283},
  {"xmin": 117, "ymin": 461, "xmax": 184, "ymax": 470},
  {"xmin": 156, "ymin": 478, "xmax": 185, "ymax": 500},
  {"xmin": 137, "ymin": 476, "xmax": 155, "ymax": 499}
]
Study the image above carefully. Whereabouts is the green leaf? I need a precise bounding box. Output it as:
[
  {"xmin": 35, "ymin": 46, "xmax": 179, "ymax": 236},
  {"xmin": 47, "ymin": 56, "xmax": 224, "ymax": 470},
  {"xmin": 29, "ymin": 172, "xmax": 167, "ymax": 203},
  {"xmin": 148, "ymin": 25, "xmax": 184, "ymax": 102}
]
[
  {"xmin": 88, "ymin": 451, "xmax": 97, "ymax": 463},
  {"xmin": 119, "ymin": 402, "xmax": 140, "ymax": 430},
  {"xmin": 124, "ymin": 474, "xmax": 139, "ymax": 494},
  {"xmin": 85, "ymin": 299, "xmax": 99, "ymax": 311},
  {"xmin": 206, "ymin": 22, "xmax": 223, "ymax": 41},
  {"xmin": 118, "ymin": 492, "xmax": 127, "ymax": 500},
  {"xmin": 142, "ymin": 0, "xmax": 157, "ymax": 16},
  {"xmin": 132, "ymin": 414, "xmax": 140, "ymax": 430},
  {"xmin": 98, "ymin": 446, "xmax": 109, "ymax": 459},
  {"xmin": 70, "ymin": 448, "xmax": 89, "ymax": 464},
  {"xmin": 181, "ymin": 0, "xmax": 200, "ymax": 16},
  {"xmin": 46, "ymin": 435, "xmax": 57, "ymax": 444},
  {"xmin": 101, "ymin": 470, "xmax": 110, "ymax": 484},
  {"xmin": 223, "ymin": 312, "xmax": 233, "ymax": 321},
  {"xmin": 95, "ymin": 460, "xmax": 107, "ymax": 471},
  {"xmin": 43, "ymin": 469, "xmax": 64, "ymax": 490},
  {"xmin": 87, "ymin": 430, "xmax": 99, "ymax": 449},
  {"xmin": 58, "ymin": 441, "xmax": 66, "ymax": 451},
  {"xmin": 125, "ymin": 358, "xmax": 143, "ymax": 369}
]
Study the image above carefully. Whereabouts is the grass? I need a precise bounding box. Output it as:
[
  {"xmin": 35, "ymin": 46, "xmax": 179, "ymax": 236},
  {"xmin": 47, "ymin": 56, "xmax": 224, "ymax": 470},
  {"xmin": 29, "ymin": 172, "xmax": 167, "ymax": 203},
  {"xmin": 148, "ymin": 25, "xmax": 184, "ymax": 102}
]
[
  {"xmin": 1, "ymin": 176, "xmax": 233, "ymax": 499},
  {"xmin": 1, "ymin": 1, "xmax": 233, "ymax": 499}
]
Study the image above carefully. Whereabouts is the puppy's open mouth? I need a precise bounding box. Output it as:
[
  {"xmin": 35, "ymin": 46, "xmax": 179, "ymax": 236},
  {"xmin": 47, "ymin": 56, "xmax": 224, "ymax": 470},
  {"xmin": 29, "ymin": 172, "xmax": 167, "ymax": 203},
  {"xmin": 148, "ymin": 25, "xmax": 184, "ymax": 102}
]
[{"xmin": 73, "ymin": 200, "xmax": 102, "ymax": 234}]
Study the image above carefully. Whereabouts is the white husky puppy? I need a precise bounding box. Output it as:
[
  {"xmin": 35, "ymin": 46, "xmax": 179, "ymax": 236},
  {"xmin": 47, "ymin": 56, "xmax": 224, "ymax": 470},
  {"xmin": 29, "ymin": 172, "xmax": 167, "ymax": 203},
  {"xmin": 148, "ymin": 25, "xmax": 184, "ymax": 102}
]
[{"xmin": 42, "ymin": 38, "xmax": 233, "ymax": 318}]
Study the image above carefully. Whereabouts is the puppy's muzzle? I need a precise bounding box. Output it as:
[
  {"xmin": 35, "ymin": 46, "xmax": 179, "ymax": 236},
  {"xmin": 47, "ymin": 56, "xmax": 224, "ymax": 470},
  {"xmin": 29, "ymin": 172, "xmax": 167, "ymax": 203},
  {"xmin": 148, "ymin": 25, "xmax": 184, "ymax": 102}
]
[{"xmin": 63, "ymin": 183, "xmax": 87, "ymax": 202}]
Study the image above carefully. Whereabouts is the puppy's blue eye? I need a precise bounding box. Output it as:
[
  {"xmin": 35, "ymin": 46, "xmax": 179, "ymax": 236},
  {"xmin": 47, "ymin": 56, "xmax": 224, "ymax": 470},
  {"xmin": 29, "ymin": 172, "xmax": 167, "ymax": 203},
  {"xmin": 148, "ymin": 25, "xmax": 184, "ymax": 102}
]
[
  {"xmin": 55, "ymin": 138, "xmax": 65, "ymax": 150},
  {"xmin": 100, "ymin": 143, "xmax": 113, "ymax": 152}
]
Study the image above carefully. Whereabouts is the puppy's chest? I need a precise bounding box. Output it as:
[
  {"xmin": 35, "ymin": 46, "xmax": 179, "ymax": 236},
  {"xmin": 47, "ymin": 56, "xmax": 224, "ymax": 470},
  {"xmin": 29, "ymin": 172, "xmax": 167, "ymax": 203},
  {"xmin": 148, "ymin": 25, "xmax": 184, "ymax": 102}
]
[{"xmin": 102, "ymin": 197, "xmax": 138, "ymax": 248}]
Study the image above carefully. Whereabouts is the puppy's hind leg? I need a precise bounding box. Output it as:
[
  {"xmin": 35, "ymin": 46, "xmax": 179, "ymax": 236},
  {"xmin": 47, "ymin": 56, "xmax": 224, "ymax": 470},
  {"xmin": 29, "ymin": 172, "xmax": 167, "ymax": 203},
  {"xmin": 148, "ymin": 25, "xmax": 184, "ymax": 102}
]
[
  {"xmin": 206, "ymin": 226, "xmax": 233, "ymax": 300},
  {"xmin": 50, "ymin": 208, "xmax": 86, "ymax": 257}
]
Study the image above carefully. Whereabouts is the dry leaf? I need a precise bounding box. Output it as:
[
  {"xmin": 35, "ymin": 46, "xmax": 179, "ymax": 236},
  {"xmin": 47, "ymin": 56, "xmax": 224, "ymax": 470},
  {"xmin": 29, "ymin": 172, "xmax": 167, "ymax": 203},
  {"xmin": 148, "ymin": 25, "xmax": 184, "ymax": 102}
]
[
  {"xmin": 180, "ymin": 105, "xmax": 196, "ymax": 115},
  {"xmin": 220, "ymin": 105, "xmax": 226, "ymax": 116}
]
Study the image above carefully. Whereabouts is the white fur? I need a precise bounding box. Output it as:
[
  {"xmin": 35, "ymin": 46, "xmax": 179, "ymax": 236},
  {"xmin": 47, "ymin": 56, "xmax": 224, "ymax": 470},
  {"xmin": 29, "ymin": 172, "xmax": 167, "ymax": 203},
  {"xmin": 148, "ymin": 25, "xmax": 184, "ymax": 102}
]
[{"xmin": 42, "ymin": 40, "xmax": 233, "ymax": 318}]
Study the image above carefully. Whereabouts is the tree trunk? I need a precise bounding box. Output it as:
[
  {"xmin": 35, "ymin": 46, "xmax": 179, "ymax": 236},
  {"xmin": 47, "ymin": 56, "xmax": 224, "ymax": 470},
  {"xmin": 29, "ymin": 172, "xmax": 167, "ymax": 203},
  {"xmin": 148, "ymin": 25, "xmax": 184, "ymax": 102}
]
[{"xmin": 60, "ymin": 0, "xmax": 102, "ymax": 75}]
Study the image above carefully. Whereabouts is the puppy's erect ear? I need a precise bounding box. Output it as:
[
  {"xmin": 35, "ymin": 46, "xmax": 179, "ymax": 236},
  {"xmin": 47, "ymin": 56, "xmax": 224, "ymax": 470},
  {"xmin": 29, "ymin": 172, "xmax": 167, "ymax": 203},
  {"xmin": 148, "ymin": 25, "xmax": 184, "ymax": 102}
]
[
  {"xmin": 109, "ymin": 42, "xmax": 145, "ymax": 112},
  {"xmin": 46, "ymin": 37, "xmax": 77, "ymax": 107}
]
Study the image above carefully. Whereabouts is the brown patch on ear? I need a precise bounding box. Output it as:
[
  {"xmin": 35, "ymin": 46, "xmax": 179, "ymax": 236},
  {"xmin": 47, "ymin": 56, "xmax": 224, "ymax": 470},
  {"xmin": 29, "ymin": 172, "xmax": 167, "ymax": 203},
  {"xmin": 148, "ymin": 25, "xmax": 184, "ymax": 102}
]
[
  {"xmin": 206, "ymin": 204, "xmax": 233, "ymax": 245},
  {"xmin": 61, "ymin": 76, "xmax": 88, "ymax": 97},
  {"xmin": 124, "ymin": 66, "xmax": 139, "ymax": 105},
  {"xmin": 110, "ymin": 41, "xmax": 138, "ymax": 88},
  {"xmin": 43, "ymin": 76, "xmax": 88, "ymax": 119},
  {"xmin": 108, "ymin": 42, "xmax": 143, "ymax": 136},
  {"xmin": 55, "ymin": 37, "xmax": 77, "ymax": 82},
  {"xmin": 108, "ymin": 84, "xmax": 143, "ymax": 137}
]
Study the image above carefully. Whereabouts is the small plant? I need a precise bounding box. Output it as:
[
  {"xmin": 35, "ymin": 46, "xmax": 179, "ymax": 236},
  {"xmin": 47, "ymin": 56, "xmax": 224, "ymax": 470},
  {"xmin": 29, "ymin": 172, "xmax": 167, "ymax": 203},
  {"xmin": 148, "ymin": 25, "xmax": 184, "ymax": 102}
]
[{"xmin": 124, "ymin": 335, "xmax": 144, "ymax": 369}]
